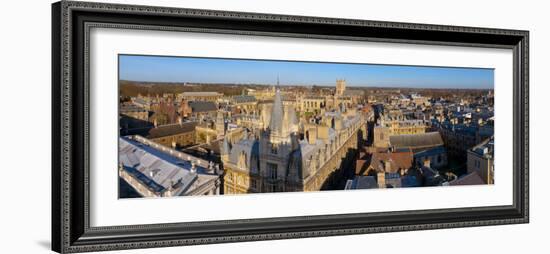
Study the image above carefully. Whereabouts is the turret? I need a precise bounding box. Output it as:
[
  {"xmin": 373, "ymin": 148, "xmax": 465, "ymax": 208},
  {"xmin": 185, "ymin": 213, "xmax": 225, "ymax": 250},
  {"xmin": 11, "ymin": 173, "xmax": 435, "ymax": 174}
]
[{"xmin": 221, "ymin": 137, "xmax": 231, "ymax": 163}]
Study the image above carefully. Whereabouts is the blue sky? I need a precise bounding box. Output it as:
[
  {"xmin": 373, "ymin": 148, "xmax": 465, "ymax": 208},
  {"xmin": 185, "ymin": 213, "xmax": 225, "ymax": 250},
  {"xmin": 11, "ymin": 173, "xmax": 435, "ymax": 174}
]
[{"xmin": 119, "ymin": 55, "xmax": 494, "ymax": 89}]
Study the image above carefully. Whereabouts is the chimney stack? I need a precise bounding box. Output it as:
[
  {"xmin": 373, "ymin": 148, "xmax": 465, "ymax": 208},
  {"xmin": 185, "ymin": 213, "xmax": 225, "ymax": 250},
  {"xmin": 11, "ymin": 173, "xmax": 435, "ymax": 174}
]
[
  {"xmin": 307, "ymin": 127, "xmax": 318, "ymax": 145},
  {"xmin": 190, "ymin": 160, "xmax": 197, "ymax": 173},
  {"xmin": 377, "ymin": 171, "xmax": 386, "ymax": 188},
  {"xmin": 384, "ymin": 160, "xmax": 392, "ymax": 172},
  {"xmin": 317, "ymin": 125, "xmax": 329, "ymax": 141},
  {"xmin": 208, "ymin": 161, "xmax": 214, "ymax": 172}
]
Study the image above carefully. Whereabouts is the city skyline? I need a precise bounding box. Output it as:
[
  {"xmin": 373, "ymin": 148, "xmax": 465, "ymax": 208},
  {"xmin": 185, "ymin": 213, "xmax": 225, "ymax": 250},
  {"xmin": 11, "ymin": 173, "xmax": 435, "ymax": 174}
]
[
  {"xmin": 119, "ymin": 55, "xmax": 494, "ymax": 89},
  {"xmin": 119, "ymin": 56, "xmax": 495, "ymax": 198}
]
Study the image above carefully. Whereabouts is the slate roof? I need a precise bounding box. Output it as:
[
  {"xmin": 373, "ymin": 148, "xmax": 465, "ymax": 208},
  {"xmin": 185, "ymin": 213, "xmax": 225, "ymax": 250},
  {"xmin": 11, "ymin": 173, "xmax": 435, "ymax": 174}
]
[
  {"xmin": 119, "ymin": 136, "xmax": 220, "ymax": 196},
  {"xmin": 232, "ymin": 95, "xmax": 257, "ymax": 103},
  {"xmin": 119, "ymin": 137, "xmax": 199, "ymax": 195},
  {"xmin": 389, "ymin": 132, "xmax": 443, "ymax": 149},
  {"xmin": 146, "ymin": 122, "xmax": 197, "ymax": 139},
  {"xmin": 414, "ymin": 146, "xmax": 447, "ymax": 158},
  {"xmin": 350, "ymin": 176, "xmax": 378, "ymax": 189},
  {"xmin": 189, "ymin": 101, "xmax": 218, "ymax": 112},
  {"xmin": 226, "ymin": 138, "xmax": 259, "ymax": 173},
  {"xmin": 449, "ymin": 171, "xmax": 486, "ymax": 186},
  {"xmin": 400, "ymin": 175, "xmax": 420, "ymax": 187}
]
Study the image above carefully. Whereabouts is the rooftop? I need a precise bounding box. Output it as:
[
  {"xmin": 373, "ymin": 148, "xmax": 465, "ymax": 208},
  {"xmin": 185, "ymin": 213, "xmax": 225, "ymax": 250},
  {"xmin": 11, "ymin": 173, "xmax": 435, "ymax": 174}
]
[
  {"xmin": 471, "ymin": 136, "xmax": 494, "ymax": 158},
  {"xmin": 120, "ymin": 104, "xmax": 148, "ymax": 113},
  {"xmin": 389, "ymin": 132, "xmax": 443, "ymax": 150},
  {"xmin": 181, "ymin": 92, "xmax": 222, "ymax": 96},
  {"xmin": 146, "ymin": 122, "xmax": 197, "ymax": 139},
  {"xmin": 449, "ymin": 171, "xmax": 486, "ymax": 186},
  {"xmin": 345, "ymin": 176, "xmax": 378, "ymax": 190},
  {"xmin": 232, "ymin": 95, "xmax": 257, "ymax": 103},
  {"xmin": 189, "ymin": 101, "xmax": 218, "ymax": 112},
  {"xmin": 119, "ymin": 136, "xmax": 218, "ymax": 196},
  {"xmin": 369, "ymin": 150, "xmax": 414, "ymax": 174},
  {"xmin": 414, "ymin": 146, "xmax": 447, "ymax": 158}
]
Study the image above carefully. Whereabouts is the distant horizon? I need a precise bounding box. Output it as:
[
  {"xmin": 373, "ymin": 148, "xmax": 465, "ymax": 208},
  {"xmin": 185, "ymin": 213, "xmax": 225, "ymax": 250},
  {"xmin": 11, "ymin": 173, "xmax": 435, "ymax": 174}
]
[
  {"xmin": 120, "ymin": 79, "xmax": 494, "ymax": 90},
  {"xmin": 119, "ymin": 55, "xmax": 494, "ymax": 89}
]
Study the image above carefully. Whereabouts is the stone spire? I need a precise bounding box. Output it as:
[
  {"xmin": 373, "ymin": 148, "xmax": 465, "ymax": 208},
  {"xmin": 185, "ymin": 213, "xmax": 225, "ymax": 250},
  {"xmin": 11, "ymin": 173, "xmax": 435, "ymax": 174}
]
[
  {"xmin": 216, "ymin": 110, "xmax": 225, "ymax": 138},
  {"xmin": 269, "ymin": 89, "xmax": 285, "ymax": 138}
]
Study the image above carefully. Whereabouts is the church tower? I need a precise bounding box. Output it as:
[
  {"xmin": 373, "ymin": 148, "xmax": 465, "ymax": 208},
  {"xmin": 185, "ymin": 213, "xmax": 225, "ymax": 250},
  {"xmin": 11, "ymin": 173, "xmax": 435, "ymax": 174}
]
[
  {"xmin": 216, "ymin": 110, "xmax": 225, "ymax": 138},
  {"xmin": 336, "ymin": 79, "xmax": 346, "ymax": 96}
]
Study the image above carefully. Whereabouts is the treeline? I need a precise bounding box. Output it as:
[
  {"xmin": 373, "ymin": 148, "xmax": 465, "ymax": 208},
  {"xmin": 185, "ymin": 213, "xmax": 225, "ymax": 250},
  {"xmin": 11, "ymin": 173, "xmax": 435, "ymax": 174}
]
[
  {"xmin": 364, "ymin": 87, "xmax": 492, "ymax": 99},
  {"xmin": 119, "ymin": 80, "xmax": 491, "ymax": 100},
  {"xmin": 119, "ymin": 80, "xmax": 248, "ymax": 97}
]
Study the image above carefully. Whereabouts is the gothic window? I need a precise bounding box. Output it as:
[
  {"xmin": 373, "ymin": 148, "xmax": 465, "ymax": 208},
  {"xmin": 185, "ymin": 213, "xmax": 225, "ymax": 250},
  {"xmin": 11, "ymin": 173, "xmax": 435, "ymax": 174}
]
[{"xmin": 267, "ymin": 163, "xmax": 278, "ymax": 180}]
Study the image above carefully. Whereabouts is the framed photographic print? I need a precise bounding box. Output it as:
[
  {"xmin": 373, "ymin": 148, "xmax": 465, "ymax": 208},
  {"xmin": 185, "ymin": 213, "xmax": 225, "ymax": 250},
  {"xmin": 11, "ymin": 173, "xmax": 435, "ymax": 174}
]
[{"xmin": 51, "ymin": 1, "xmax": 529, "ymax": 253}]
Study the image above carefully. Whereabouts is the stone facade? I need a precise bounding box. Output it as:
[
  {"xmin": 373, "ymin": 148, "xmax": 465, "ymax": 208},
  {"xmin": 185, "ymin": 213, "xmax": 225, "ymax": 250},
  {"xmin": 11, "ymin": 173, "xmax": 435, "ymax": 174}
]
[
  {"xmin": 466, "ymin": 137, "xmax": 494, "ymax": 184},
  {"xmin": 222, "ymin": 89, "xmax": 365, "ymax": 194}
]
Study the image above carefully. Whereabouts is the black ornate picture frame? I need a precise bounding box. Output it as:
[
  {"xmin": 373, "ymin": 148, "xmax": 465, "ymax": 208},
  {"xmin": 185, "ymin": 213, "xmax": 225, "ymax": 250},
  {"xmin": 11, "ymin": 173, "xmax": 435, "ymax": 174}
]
[{"xmin": 52, "ymin": 1, "xmax": 529, "ymax": 253}]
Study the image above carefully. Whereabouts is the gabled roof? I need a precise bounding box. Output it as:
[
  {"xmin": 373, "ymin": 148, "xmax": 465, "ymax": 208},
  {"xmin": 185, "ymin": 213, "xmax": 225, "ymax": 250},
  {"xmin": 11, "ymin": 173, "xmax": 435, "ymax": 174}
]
[
  {"xmin": 389, "ymin": 132, "xmax": 443, "ymax": 149},
  {"xmin": 368, "ymin": 150, "xmax": 414, "ymax": 174}
]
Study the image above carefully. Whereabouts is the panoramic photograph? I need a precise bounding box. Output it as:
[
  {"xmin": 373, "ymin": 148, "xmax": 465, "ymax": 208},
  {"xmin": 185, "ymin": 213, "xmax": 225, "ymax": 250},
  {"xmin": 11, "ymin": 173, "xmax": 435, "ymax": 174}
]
[{"xmin": 117, "ymin": 55, "xmax": 495, "ymax": 198}]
